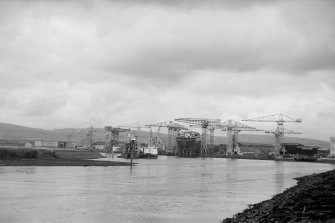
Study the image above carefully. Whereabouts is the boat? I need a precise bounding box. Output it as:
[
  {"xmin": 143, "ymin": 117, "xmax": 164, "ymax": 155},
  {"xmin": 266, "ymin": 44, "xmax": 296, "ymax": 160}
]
[
  {"xmin": 176, "ymin": 131, "xmax": 201, "ymax": 157},
  {"xmin": 139, "ymin": 146, "xmax": 158, "ymax": 159}
]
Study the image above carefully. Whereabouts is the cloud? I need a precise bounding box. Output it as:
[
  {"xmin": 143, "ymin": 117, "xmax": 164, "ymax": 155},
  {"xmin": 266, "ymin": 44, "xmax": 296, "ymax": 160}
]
[{"xmin": 0, "ymin": 0, "xmax": 334, "ymax": 140}]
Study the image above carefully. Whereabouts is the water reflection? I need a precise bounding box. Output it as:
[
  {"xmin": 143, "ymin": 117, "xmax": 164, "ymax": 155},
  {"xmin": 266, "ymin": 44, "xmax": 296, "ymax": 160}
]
[
  {"xmin": 0, "ymin": 157, "xmax": 333, "ymax": 223},
  {"xmin": 0, "ymin": 166, "xmax": 36, "ymax": 174}
]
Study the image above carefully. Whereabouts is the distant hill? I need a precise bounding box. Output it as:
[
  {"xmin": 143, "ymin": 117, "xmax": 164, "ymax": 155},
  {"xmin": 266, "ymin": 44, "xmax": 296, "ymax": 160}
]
[
  {"xmin": 0, "ymin": 123, "xmax": 330, "ymax": 149},
  {"xmin": 0, "ymin": 123, "xmax": 64, "ymax": 140},
  {"xmin": 214, "ymin": 134, "xmax": 330, "ymax": 149}
]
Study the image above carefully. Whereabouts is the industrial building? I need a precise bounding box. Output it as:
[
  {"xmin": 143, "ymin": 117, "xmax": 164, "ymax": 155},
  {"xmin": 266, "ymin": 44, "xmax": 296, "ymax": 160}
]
[
  {"xmin": 238, "ymin": 143, "xmax": 273, "ymax": 155},
  {"xmin": 282, "ymin": 143, "xmax": 319, "ymax": 156},
  {"xmin": 25, "ymin": 140, "xmax": 67, "ymax": 149}
]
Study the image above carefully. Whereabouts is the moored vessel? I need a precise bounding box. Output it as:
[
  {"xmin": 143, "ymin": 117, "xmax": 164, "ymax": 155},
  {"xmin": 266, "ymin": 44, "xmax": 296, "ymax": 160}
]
[{"xmin": 139, "ymin": 146, "xmax": 158, "ymax": 159}]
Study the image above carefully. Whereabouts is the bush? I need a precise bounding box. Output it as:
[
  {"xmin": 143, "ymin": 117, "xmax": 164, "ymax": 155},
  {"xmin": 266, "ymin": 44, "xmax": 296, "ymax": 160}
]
[
  {"xmin": 11, "ymin": 149, "xmax": 38, "ymax": 158},
  {"xmin": 23, "ymin": 150, "xmax": 38, "ymax": 158},
  {"xmin": 9, "ymin": 150, "xmax": 17, "ymax": 157},
  {"xmin": 0, "ymin": 149, "xmax": 10, "ymax": 158},
  {"xmin": 38, "ymin": 150, "xmax": 57, "ymax": 159}
]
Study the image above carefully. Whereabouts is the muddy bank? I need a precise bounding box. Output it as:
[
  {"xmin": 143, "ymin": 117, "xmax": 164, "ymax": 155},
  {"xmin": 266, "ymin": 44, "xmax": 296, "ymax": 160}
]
[
  {"xmin": 222, "ymin": 169, "xmax": 335, "ymax": 223},
  {"xmin": 0, "ymin": 148, "xmax": 131, "ymax": 166},
  {"xmin": 0, "ymin": 158, "xmax": 131, "ymax": 166}
]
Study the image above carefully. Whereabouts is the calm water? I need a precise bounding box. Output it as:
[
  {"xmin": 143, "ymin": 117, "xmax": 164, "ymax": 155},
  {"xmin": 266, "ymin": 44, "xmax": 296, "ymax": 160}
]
[{"xmin": 0, "ymin": 156, "xmax": 334, "ymax": 223}]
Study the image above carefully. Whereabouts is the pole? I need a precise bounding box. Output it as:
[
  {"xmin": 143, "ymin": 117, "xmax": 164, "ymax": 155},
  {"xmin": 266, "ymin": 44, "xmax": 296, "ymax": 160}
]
[
  {"xmin": 130, "ymin": 137, "xmax": 137, "ymax": 169},
  {"xmin": 130, "ymin": 148, "xmax": 133, "ymax": 169}
]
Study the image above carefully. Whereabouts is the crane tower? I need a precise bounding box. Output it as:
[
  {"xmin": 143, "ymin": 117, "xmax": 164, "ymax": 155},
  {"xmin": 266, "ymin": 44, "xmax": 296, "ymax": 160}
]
[
  {"xmin": 174, "ymin": 118, "xmax": 221, "ymax": 155},
  {"xmin": 146, "ymin": 121, "xmax": 188, "ymax": 153},
  {"xmin": 104, "ymin": 126, "xmax": 130, "ymax": 157},
  {"xmin": 218, "ymin": 120, "xmax": 262, "ymax": 155},
  {"xmin": 243, "ymin": 114, "xmax": 302, "ymax": 156}
]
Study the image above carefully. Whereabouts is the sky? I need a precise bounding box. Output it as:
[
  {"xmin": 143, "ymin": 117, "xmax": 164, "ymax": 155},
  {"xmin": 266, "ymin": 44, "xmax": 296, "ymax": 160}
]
[{"xmin": 0, "ymin": 0, "xmax": 334, "ymax": 141}]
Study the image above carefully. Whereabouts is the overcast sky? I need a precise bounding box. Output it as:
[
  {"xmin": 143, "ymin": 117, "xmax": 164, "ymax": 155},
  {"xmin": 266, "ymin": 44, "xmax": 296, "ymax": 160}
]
[{"xmin": 0, "ymin": 0, "xmax": 334, "ymax": 141}]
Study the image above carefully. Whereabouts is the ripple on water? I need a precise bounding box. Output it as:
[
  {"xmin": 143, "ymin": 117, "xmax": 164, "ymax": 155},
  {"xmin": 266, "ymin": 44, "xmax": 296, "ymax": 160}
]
[{"xmin": 0, "ymin": 157, "xmax": 334, "ymax": 223}]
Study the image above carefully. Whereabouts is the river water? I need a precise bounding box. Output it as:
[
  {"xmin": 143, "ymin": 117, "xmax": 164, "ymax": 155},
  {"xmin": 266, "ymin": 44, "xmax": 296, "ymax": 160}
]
[{"xmin": 0, "ymin": 156, "xmax": 334, "ymax": 223}]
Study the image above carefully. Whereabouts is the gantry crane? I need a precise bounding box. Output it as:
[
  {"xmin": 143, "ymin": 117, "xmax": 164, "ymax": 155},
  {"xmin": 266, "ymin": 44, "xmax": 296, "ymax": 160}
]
[
  {"xmin": 218, "ymin": 120, "xmax": 262, "ymax": 155},
  {"xmin": 118, "ymin": 124, "xmax": 164, "ymax": 148},
  {"xmin": 104, "ymin": 126, "xmax": 130, "ymax": 157},
  {"xmin": 75, "ymin": 126, "xmax": 96, "ymax": 149},
  {"xmin": 117, "ymin": 122, "xmax": 143, "ymax": 131},
  {"xmin": 174, "ymin": 118, "xmax": 221, "ymax": 155},
  {"xmin": 243, "ymin": 114, "xmax": 302, "ymax": 156},
  {"xmin": 188, "ymin": 124, "xmax": 218, "ymax": 152},
  {"xmin": 265, "ymin": 129, "xmax": 301, "ymax": 155},
  {"xmin": 146, "ymin": 121, "xmax": 188, "ymax": 153}
]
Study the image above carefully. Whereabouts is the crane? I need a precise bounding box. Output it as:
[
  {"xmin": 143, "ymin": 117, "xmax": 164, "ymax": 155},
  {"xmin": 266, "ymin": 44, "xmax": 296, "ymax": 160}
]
[
  {"xmin": 265, "ymin": 129, "xmax": 301, "ymax": 155},
  {"xmin": 187, "ymin": 124, "xmax": 218, "ymax": 152},
  {"xmin": 117, "ymin": 122, "xmax": 143, "ymax": 131},
  {"xmin": 218, "ymin": 120, "xmax": 262, "ymax": 155},
  {"xmin": 146, "ymin": 121, "xmax": 188, "ymax": 153},
  {"xmin": 117, "ymin": 122, "xmax": 153, "ymax": 145},
  {"xmin": 75, "ymin": 126, "xmax": 97, "ymax": 149},
  {"xmin": 242, "ymin": 114, "xmax": 302, "ymax": 156},
  {"xmin": 174, "ymin": 118, "xmax": 221, "ymax": 155},
  {"xmin": 104, "ymin": 126, "xmax": 130, "ymax": 157}
]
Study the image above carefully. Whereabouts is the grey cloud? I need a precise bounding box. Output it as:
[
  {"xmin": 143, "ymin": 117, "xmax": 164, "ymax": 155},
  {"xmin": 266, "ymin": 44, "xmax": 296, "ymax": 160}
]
[
  {"xmin": 1, "ymin": 0, "xmax": 334, "ymax": 89},
  {"xmin": 0, "ymin": 0, "xmax": 334, "ymax": 140}
]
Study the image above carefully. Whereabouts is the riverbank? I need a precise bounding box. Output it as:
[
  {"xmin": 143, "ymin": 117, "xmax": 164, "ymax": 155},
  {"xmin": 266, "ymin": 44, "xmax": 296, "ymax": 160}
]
[
  {"xmin": 0, "ymin": 158, "xmax": 131, "ymax": 166},
  {"xmin": 0, "ymin": 148, "xmax": 131, "ymax": 166},
  {"xmin": 222, "ymin": 169, "xmax": 335, "ymax": 223},
  {"xmin": 204, "ymin": 154, "xmax": 335, "ymax": 164}
]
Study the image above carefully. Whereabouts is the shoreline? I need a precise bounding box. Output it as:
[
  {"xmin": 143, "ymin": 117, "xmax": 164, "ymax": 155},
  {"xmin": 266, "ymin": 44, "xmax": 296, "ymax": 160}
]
[
  {"xmin": 222, "ymin": 169, "xmax": 335, "ymax": 223},
  {"xmin": 203, "ymin": 154, "xmax": 335, "ymax": 164},
  {"xmin": 0, "ymin": 158, "xmax": 132, "ymax": 166},
  {"xmin": 0, "ymin": 149, "xmax": 132, "ymax": 166}
]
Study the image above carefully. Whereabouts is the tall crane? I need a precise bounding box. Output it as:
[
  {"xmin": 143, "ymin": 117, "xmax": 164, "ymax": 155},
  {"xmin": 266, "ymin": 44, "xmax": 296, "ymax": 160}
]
[
  {"xmin": 218, "ymin": 120, "xmax": 262, "ymax": 155},
  {"xmin": 146, "ymin": 121, "xmax": 188, "ymax": 153},
  {"xmin": 188, "ymin": 124, "xmax": 218, "ymax": 152},
  {"xmin": 118, "ymin": 124, "xmax": 164, "ymax": 148},
  {"xmin": 117, "ymin": 122, "xmax": 143, "ymax": 131},
  {"xmin": 174, "ymin": 118, "xmax": 221, "ymax": 155},
  {"xmin": 104, "ymin": 126, "xmax": 130, "ymax": 157},
  {"xmin": 265, "ymin": 129, "xmax": 301, "ymax": 155},
  {"xmin": 243, "ymin": 114, "xmax": 302, "ymax": 156}
]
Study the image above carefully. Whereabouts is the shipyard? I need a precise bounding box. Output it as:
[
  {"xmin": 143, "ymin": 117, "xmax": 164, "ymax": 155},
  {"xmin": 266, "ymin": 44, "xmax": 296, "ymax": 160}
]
[{"xmin": 1, "ymin": 114, "xmax": 333, "ymax": 164}]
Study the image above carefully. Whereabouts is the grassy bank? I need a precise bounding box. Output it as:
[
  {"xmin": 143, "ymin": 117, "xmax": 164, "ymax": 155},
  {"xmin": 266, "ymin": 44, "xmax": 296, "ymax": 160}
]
[
  {"xmin": 0, "ymin": 148, "xmax": 131, "ymax": 166},
  {"xmin": 54, "ymin": 150, "xmax": 105, "ymax": 160},
  {"xmin": 0, "ymin": 159, "xmax": 130, "ymax": 166},
  {"xmin": 222, "ymin": 169, "xmax": 335, "ymax": 223}
]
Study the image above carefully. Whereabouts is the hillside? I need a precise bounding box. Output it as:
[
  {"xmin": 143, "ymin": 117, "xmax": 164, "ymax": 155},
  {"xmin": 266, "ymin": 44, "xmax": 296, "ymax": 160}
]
[
  {"xmin": 0, "ymin": 123, "xmax": 330, "ymax": 149},
  {"xmin": 0, "ymin": 123, "xmax": 64, "ymax": 140}
]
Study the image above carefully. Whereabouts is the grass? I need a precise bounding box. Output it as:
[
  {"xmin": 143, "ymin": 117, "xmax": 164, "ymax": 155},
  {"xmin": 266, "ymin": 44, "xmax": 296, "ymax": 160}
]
[
  {"xmin": 0, "ymin": 148, "xmax": 131, "ymax": 166},
  {"xmin": 0, "ymin": 148, "xmax": 38, "ymax": 158}
]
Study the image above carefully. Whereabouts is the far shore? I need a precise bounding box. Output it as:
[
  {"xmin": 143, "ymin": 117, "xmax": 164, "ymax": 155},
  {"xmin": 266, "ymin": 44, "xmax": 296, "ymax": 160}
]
[
  {"xmin": 0, "ymin": 148, "xmax": 132, "ymax": 166},
  {"xmin": 203, "ymin": 154, "xmax": 335, "ymax": 164},
  {"xmin": 0, "ymin": 158, "xmax": 131, "ymax": 166}
]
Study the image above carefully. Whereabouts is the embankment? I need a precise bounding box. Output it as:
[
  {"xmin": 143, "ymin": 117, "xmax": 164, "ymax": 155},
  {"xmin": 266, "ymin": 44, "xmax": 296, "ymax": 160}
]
[
  {"xmin": 222, "ymin": 169, "xmax": 335, "ymax": 223},
  {"xmin": 0, "ymin": 148, "xmax": 131, "ymax": 166}
]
